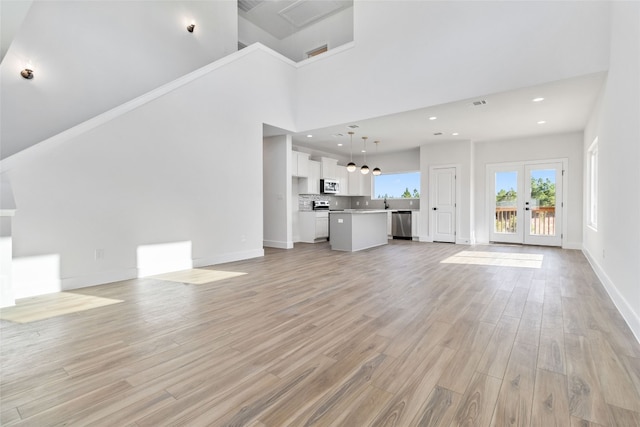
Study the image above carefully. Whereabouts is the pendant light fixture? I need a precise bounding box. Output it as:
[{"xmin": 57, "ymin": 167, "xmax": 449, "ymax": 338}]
[
  {"xmin": 360, "ymin": 136, "xmax": 369, "ymax": 175},
  {"xmin": 346, "ymin": 131, "xmax": 356, "ymax": 172},
  {"xmin": 372, "ymin": 140, "xmax": 382, "ymax": 176}
]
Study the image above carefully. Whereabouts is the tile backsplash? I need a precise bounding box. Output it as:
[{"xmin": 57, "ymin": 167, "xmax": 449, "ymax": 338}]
[
  {"xmin": 298, "ymin": 195, "xmax": 351, "ymax": 211},
  {"xmin": 298, "ymin": 195, "xmax": 420, "ymax": 211}
]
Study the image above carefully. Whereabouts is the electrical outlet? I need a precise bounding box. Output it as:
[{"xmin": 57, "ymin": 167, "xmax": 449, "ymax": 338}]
[
  {"xmin": 94, "ymin": 249, "xmax": 104, "ymax": 260},
  {"xmin": 356, "ymin": 201, "xmax": 360, "ymax": 206},
  {"xmin": 409, "ymin": 200, "xmax": 413, "ymax": 205},
  {"xmin": 365, "ymin": 201, "xmax": 369, "ymax": 206}
]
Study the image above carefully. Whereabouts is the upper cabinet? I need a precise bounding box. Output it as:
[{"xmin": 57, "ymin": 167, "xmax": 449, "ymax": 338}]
[
  {"xmin": 291, "ymin": 151, "xmax": 309, "ymax": 178},
  {"xmin": 336, "ymin": 166, "xmax": 349, "ymax": 196},
  {"xmin": 347, "ymin": 171, "xmax": 372, "ymax": 196},
  {"xmin": 320, "ymin": 157, "xmax": 338, "ymax": 179},
  {"xmin": 298, "ymin": 160, "xmax": 321, "ymax": 194}
]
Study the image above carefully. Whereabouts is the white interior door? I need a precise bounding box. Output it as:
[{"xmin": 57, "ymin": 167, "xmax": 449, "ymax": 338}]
[
  {"xmin": 488, "ymin": 161, "xmax": 564, "ymax": 247},
  {"xmin": 431, "ymin": 167, "xmax": 456, "ymax": 243}
]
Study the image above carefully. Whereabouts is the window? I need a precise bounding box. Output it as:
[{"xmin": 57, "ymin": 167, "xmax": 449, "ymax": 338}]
[
  {"xmin": 587, "ymin": 138, "xmax": 598, "ymax": 229},
  {"xmin": 373, "ymin": 172, "xmax": 420, "ymax": 199}
]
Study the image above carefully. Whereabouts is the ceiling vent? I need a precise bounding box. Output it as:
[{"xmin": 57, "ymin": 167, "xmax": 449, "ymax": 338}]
[
  {"xmin": 278, "ymin": 0, "xmax": 343, "ymax": 28},
  {"xmin": 347, "ymin": 124, "xmax": 359, "ymax": 129},
  {"xmin": 433, "ymin": 132, "xmax": 443, "ymax": 136},
  {"xmin": 238, "ymin": 0, "xmax": 264, "ymax": 13},
  {"xmin": 472, "ymin": 100, "xmax": 488, "ymax": 106}
]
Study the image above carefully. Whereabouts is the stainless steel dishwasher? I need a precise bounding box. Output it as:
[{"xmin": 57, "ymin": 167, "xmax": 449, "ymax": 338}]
[{"xmin": 392, "ymin": 211, "xmax": 412, "ymax": 240}]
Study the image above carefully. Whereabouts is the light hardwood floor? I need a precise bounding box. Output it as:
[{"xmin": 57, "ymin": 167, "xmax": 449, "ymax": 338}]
[{"xmin": 1, "ymin": 241, "xmax": 639, "ymax": 426}]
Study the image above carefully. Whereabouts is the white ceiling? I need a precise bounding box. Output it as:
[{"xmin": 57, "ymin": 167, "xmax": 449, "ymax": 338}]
[
  {"xmin": 286, "ymin": 72, "xmax": 606, "ymax": 157},
  {"xmin": 238, "ymin": 0, "xmax": 352, "ymax": 39}
]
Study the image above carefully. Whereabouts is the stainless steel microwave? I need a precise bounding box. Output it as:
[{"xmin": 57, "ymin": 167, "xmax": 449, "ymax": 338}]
[{"xmin": 320, "ymin": 179, "xmax": 339, "ymax": 194}]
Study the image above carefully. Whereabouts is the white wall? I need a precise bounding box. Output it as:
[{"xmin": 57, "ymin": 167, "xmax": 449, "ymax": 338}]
[
  {"xmin": 583, "ymin": 2, "xmax": 640, "ymax": 340},
  {"xmin": 7, "ymin": 47, "xmax": 297, "ymax": 298},
  {"xmin": 238, "ymin": 15, "xmax": 281, "ymax": 52},
  {"xmin": 419, "ymin": 141, "xmax": 472, "ymax": 243},
  {"xmin": 473, "ymin": 132, "xmax": 584, "ymax": 248},
  {"xmin": 296, "ymin": 1, "xmax": 611, "ymax": 131},
  {"xmin": 1, "ymin": 0, "xmax": 238, "ymax": 158},
  {"xmin": 0, "ymin": 0, "xmax": 33, "ymax": 62},
  {"xmin": 368, "ymin": 148, "xmax": 419, "ymax": 175},
  {"xmin": 264, "ymin": 135, "xmax": 293, "ymax": 249}
]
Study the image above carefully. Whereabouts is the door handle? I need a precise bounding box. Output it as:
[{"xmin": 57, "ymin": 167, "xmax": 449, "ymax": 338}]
[{"xmin": 432, "ymin": 207, "xmax": 437, "ymax": 211}]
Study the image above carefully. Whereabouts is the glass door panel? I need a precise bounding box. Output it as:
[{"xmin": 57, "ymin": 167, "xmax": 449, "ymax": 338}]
[
  {"xmin": 524, "ymin": 163, "xmax": 562, "ymax": 246},
  {"xmin": 494, "ymin": 171, "xmax": 518, "ymax": 234},
  {"xmin": 488, "ymin": 166, "xmax": 523, "ymax": 244}
]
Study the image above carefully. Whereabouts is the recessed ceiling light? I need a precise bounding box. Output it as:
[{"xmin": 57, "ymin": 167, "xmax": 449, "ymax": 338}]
[
  {"xmin": 452, "ymin": 132, "xmax": 459, "ymax": 136},
  {"xmin": 532, "ymin": 97, "xmax": 545, "ymax": 102},
  {"xmin": 429, "ymin": 116, "xmax": 437, "ymax": 120},
  {"xmin": 537, "ymin": 120, "xmax": 546, "ymax": 124},
  {"xmin": 307, "ymin": 134, "xmax": 313, "ymax": 138},
  {"xmin": 337, "ymin": 143, "xmax": 343, "ymax": 146}
]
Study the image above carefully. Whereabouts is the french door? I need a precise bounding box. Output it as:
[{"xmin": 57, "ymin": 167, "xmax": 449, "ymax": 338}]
[{"xmin": 488, "ymin": 161, "xmax": 564, "ymax": 246}]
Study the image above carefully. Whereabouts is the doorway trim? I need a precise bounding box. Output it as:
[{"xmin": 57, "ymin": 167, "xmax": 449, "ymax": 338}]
[{"xmin": 486, "ymin": 158, "xmax": 568, "ymax": 247}]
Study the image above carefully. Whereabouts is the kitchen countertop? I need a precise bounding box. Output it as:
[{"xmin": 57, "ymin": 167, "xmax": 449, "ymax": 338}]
[
  {"xmin": 329, "ymin": 209, "xmax": 418, "ymax": 213},
  {"xmin": 331, "ymin": 209, "xmax": 389, "ymax": 214}
]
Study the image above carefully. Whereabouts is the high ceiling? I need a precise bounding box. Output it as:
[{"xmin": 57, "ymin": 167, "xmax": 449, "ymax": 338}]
[
  {"xmin": 238, "ymin": 0, "xmax": 352, "ymax": 39},
  {"xmin": 285, "ymin": 72, "xmax": 605, "ymax": 158}
]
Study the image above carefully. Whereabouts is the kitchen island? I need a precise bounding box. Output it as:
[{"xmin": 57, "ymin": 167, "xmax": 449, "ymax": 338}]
[{"xmin": 329, "ymin": 210, "xmax": 389, "ymax": 252}]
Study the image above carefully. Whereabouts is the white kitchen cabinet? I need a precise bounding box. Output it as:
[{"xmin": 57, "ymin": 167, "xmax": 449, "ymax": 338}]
[
  {"xmin": 347, "ymin": 170, "xmax": 359, "ymax": 195},
  {"xmin": 387, "ymin": 211, "xmax": 393, "ymax": 237},
  {"xmin": 320, "ymin": 157, "xmax": 338, "ymax": 179},
  {"xmin": 316, "ymin": 215, "xmax": 329, "ymax": 238},
  {"xmin": 336, "ymin": 166, "xmax": 348, "ymax": 196},
  {"xmin": 298, "ymin": 160, "xmax": 320, "ymax": 194},
  {"xmin": 298, "ymin": 211, "xmax": 329, "ymax": 242},
  {"xmin": 362, "ymin": 173, "xmax": 372, "ymax": 197},
  {"xmin": 347, "ymin": 171, "xmax": 372, "ymax": 196},
  {"xmin": 412, "ymin": 211, "xmax": 420, "ymax": 240},
  {"xmin": 291, "ymin": 151, "xmax": 309, "ymax": 177}
]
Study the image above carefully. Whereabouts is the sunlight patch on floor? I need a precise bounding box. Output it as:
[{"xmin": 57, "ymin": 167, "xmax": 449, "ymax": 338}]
[
  {"xmin": 0, "ymin": 292, "xmax": 123, "ymax": 323},
  {"xmin": 150, "ymin": 268, "xmax": 247, "ymax": 285},
  {"xmin": 441, "ymin": 250, "xmax": 544, "ymax": 268}
]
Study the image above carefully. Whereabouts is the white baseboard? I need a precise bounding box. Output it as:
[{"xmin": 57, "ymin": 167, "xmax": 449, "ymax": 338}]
[
  {"xmin": 418, "ymin": 234, "xmax": 433, "ymax": 243},
  {"xmin": 583, "ymin": 247, "xmax": 640, "ymax": 344},
  {"xmin": 62, "ymin": 268, "xmax": 138, "ymax": 291},
  {"xmin": 563, "ymin": 241, "xmax": 582, "ymax": 250},
  {"xmin": 58, "ymin": 249, "xmax": 265, "ymax": 292},
  {"xmin": 263, "ymin": 240, "xmax": 293, "ymax": 249},
  {"xmin": 193, "ymin": 249, "xmax": 264, "ymax": 268}
]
